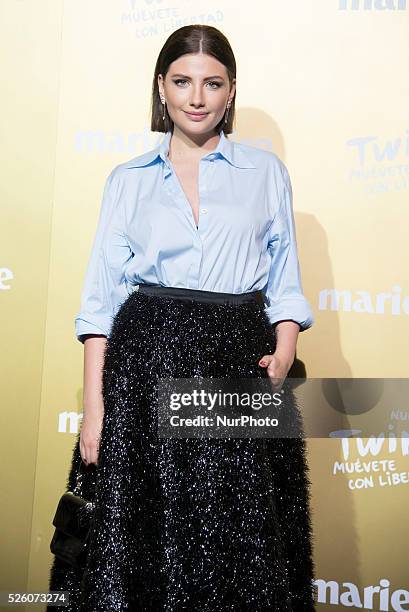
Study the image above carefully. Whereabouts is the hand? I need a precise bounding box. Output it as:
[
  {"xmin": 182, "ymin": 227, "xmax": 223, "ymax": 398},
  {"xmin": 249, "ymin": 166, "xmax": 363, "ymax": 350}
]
[
  {"xmin": 80, "ymin": 414, "xmax": 103, "ymax": 466},
  {"xmin": 258, "ymin": 352, "xmax": 293, "ymax": 392}
]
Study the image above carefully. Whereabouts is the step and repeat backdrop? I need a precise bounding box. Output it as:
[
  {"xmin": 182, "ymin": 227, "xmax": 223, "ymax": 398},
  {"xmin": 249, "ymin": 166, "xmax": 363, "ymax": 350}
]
[{"xmin": 1, "ymin": 1, "xmax": 408, "ymax": 610}]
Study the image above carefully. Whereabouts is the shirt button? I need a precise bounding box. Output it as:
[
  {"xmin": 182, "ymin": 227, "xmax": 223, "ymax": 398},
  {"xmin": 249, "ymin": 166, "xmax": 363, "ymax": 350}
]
[{"xmin": 201, "ymin": 208, "xmax": 208, "ymax": 214}]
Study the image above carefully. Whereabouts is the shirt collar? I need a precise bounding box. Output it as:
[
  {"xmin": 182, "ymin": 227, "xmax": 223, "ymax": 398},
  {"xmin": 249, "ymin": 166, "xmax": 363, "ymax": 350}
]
[{"xmin": 123, "ymin": 129, "xmax": 256, "ymax": 170}]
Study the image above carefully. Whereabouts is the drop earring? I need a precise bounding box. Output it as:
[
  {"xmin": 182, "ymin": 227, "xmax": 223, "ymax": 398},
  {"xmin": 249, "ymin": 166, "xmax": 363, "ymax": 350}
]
[
  {"xmin": 224, "ymin": 100, "xmax": 231, "ymax": 124},
  {"xmin": 160, "ymin": 96, "xmax": 166, "ymax": 121}
]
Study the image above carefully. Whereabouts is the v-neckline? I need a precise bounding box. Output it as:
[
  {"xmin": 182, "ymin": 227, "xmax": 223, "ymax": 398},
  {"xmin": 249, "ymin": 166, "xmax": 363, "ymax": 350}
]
[{"xmin": 167, "ymin": 155, "xmax": 201, "ymax": 231}]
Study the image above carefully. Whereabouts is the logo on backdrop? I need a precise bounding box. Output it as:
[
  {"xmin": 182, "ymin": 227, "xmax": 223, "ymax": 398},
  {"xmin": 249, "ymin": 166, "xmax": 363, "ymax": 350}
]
[
  {"xmin": 346, "ymin": 130, "xmax": 409, "ymax": 196},
  {"xmin": 58, "ymin": 411, "xmax": 82, "ymax": 434},
  {"xmin": 314, "ymin": 577, "xmax": 409, "ymax": 610},
  {"xmin": 339, "ymin": 0, "xmax": 406, "ymax": 9},
  {"xmin": 75, "ymin": 127, "xmax": 161, "ymax": 154},
  {"xmin": 318, "ymin": 286, "xmax": 409, "ymax": 317},
  {"xmin": 0, "ymin": 268, "xmax": 13, "ymax": 290},
  {"xmin": 74, "ymin": 128, "xmax": 272, "ymax": 156},
  {"xmin": 330, "ymin": 423, "xmax": 409, "ymax": 491},
  {"xmin": 121, "ymin": 0, "xmax": 224, "ymax": 38}
]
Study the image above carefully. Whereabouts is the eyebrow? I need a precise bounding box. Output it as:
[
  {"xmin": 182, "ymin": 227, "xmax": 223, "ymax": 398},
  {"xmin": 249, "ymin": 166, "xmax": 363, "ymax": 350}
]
[{"xmin": 170, "ymin": 73, "xmax": 225, "ymax": 80}]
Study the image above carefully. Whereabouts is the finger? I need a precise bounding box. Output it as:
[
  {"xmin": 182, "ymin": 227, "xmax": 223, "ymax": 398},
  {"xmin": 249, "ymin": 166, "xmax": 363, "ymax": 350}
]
[
  {"xmin": 90, "ymin": 449, "xmax": 99, "ymax": 466},
  {"xmin": 79, "ymin": 439, "xmax": 87, "ymax": 464},
  {"xmin": 82, "ymin": 446, "xmax": 91, "ymax": 465},
  {"xmin": 258, "ymin": 354, "xmax": 274, "ymax": 367}
]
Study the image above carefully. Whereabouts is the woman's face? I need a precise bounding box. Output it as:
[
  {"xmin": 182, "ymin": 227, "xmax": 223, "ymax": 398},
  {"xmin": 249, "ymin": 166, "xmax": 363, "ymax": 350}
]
[{"xmin": 158, "ymin": 52, "xmax": 235, "ymax": 137}]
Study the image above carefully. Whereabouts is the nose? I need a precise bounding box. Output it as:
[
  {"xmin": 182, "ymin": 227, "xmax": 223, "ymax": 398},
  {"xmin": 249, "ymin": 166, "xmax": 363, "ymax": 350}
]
[{"xmin": 189, "ymin": 84, "xmax": 206, "ymax": 108}]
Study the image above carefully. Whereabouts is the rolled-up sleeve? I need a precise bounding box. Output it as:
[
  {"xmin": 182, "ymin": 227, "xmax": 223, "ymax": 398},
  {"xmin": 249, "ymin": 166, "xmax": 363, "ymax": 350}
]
[
  {"xmin": 74, "ymin": 168, "xmax": 134, "ymax": 343},
  {"xmin": 262, "ymin": 165, "xmax": 314, "ymax": 332}
]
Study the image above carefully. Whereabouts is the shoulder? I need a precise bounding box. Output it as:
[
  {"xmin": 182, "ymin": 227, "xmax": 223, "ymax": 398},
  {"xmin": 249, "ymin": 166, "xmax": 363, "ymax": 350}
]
[
  {"xmin": 230, "ymin": 137, "xmax": 291, "ymax": 186},
  {"xmin": 103, "ymin": 145, "xmax": 161, "ymax": 192},
  {"xmin": 112, "ymin": 147, "xmax": 160, "ymax": 176}
]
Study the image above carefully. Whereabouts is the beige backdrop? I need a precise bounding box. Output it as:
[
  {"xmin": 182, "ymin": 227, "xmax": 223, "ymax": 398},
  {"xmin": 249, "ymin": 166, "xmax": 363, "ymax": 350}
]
[{"xmin": 1, "ymin": 1, "xmax": 408, "ymax": 610}]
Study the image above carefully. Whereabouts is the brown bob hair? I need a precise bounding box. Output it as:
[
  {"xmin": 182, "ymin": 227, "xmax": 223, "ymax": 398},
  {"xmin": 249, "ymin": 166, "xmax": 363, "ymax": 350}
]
[{"xmin": 150, "ymin": 25, "xmax": 237, "ymax": 135}]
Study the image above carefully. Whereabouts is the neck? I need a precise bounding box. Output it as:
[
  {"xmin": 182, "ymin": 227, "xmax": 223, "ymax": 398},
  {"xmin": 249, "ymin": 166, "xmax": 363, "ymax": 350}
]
[{"xmin": 168, "ymin": 127, "xmax": 221, "ymax": 162}]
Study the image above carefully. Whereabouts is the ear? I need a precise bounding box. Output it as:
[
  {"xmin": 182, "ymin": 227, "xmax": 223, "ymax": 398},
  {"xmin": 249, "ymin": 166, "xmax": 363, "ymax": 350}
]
[
  {"xmin": 229, "ymin": 78, "xmax": 236, "ymax": 99},
  {"xmin": 157, "ymin": 73, "xmax": 164, "ymax": 95}
]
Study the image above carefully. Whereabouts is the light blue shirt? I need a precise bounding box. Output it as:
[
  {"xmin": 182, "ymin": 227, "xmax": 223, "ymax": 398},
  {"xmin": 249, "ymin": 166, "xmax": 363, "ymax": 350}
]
[{"xmin": 75, "ymin": 129, "xmax": 314, "ymax": 343}]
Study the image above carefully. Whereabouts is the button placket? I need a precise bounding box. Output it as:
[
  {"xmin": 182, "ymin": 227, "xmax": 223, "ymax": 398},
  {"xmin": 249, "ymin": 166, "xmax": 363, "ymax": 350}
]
[
  {"xmin": 163, "ymin": 155, "xmax": 215, "ymax": 288},
  {"xmin": 186, "ymin": 160, "xmax": 211, "ymax": 287},
  {"xmin": 197, "ymin": 160, "xmax": 206, "ymax": 231},
  {"xmin": 197, "ymin": 158, "xmax": 214, "ymax": 230}
]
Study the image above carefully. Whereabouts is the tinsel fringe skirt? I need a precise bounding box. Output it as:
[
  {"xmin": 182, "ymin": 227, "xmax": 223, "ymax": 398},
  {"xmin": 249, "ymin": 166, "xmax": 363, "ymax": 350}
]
[{"xmin": 48, "ymin": 284, "xmax": 316, "ymax": 611}]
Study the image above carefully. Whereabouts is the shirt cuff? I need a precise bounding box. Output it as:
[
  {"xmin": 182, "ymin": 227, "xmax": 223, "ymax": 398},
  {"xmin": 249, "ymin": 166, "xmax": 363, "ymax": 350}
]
[
  {"xmin": 264, "ymin": 296, "xmax": 315, "ymax": 332},
  {"xmin": 75, "ymin": 316, "xmax": 111, "ymax": 344}
]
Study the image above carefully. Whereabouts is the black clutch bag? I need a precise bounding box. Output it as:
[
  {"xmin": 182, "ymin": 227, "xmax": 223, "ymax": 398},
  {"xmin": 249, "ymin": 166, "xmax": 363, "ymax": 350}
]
[{"xmin": 50, "ymin": 459, "xmax": 95, "ymax": 569}]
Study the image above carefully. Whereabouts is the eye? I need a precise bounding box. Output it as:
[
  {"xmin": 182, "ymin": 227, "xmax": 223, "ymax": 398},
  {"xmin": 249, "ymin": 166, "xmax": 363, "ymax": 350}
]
[{"xmin": 172, "ymin": 79, "xmax": 222, "ymax": 89}]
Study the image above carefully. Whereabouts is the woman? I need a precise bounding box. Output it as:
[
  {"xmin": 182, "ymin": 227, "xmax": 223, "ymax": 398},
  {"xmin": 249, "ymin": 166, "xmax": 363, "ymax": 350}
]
[{"xmin": 48, "ymin": 24, "xmax": 316, "ymax": 611}]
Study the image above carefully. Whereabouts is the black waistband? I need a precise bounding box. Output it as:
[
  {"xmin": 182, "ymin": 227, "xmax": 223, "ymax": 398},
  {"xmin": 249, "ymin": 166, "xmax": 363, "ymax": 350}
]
[{"xmin": 137, "ymin": 284, "xmax": 263, "ymax": 306}]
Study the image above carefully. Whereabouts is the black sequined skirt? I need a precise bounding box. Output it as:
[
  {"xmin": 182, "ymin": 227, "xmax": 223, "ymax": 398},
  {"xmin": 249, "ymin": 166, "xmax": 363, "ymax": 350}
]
[{"xmin": 48, "ymin": 285, "xmax": 316, "ymax": 611}]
